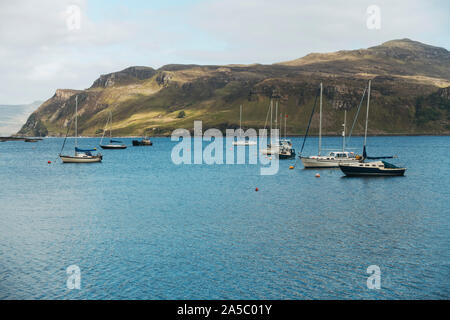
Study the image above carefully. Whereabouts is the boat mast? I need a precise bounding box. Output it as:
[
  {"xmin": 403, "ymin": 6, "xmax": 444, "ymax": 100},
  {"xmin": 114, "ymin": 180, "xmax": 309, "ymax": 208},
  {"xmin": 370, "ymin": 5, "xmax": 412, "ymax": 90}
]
[
  {"xmin": 363, "ymin": 80, "xmax": 371, "ymax": 149},
  {"xmin": 342, "ymin": 110, "xmax": 347, "ymax": 152},
  {"xmin": 279, "ymin": 112, "xmax": 282, "ymax": 140},
  {"xmin": 100, "ymin": 112, "xmax": 109, "ymax": 145},
  {"xmin": 239, "ymin": 105, "xmax": 242, "ymax": 131},
  {"xmin": 110, "ymin": 111, "xmax": 113, "ymax": 140},
  {"xmin": 284, "ymin": 113, "xmax": 287, "ymax": 139},
  {"xmin": 275, "ymin": 99, "xmax": 278, "ymax": 141},
  {"xmin": 75, "ymin": 95, "xmax": 78, "ymax": 151},
  {"xmin": 318, "ymin": 82, "xmax": 323, "ymax": 155},
  {"xmin": 280, "ymin": 112, "xmax": 283, "ymax": 139},
  {"xmin": 270, "ymin": 98, "xmax": 273, "ymax": 144}
]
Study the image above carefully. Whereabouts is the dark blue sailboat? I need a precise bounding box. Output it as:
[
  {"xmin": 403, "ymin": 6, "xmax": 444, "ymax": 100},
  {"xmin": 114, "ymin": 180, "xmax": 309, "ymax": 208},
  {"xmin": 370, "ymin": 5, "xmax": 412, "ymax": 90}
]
[
  {"xmin": 100, "ymin": 111, "xmax": 127, "ymax": 149},
  {"xmin": 339, "ymin": 80, "xmax": 406, "ymax": 177}
]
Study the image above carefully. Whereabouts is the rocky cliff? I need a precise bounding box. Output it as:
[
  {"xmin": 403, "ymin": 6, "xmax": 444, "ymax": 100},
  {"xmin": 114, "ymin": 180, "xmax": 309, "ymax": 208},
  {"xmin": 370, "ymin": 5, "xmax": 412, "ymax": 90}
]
[{"xmin": 18, "ymin": 39, "xmax": 450, "ymax": 137}]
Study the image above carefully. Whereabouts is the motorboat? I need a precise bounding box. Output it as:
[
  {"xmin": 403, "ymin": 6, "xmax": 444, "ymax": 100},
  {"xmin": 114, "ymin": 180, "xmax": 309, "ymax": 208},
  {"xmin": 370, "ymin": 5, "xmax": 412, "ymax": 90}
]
[{"xmin": 132, "ymin": 137, "xmax": 153, "ymax": 146}]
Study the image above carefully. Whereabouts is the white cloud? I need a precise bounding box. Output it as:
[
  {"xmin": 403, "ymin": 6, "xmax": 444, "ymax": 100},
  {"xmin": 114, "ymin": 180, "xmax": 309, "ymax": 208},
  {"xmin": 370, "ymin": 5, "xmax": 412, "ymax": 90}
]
[
  {"xmin": 182, "ymin": 0, "xmax": 449, "ymax": 64},
  {"xmin": 0, "ymin": 0, "xmax": 136, "ymax": 104},
  {"xmin": 0, "ymin": 0, "xmax": 448, "ymax": 105}
]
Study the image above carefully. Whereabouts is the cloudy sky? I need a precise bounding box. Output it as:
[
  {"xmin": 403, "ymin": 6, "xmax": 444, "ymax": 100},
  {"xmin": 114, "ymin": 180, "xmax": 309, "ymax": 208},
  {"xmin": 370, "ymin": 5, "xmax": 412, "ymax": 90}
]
[{"xmin": 0, "ymin": 0, "xmax": 448, "ymax": 104}]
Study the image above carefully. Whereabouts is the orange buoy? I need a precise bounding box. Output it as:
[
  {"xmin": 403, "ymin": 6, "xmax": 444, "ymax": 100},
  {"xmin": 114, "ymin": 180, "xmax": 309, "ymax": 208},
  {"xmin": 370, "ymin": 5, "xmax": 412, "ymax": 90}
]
[
  {"xmin": 255, "ymin": 187, "xmax": 259, "ymax": 192},
  {"xmin": 315, "ymin": 173, "xmax": 320, "ymax": 178},
  {"xmin": 289, "ymin": 166, "xmax": 294, "ymax": 170}
]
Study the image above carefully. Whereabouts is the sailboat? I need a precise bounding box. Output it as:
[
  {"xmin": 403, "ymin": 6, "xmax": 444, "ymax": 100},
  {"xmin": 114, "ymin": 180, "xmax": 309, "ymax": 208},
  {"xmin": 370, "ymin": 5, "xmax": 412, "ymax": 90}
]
[
  {"xmin": 339, "ymin": 80, "xmax": 406, "ymax": 176},
  {"xmin": 99, "ymin": 111, "xmax": 127, "ymax": 149},
  {"xmin": 261, "ymin": 97, "xmax": 295, "ymax": 158},
  {"xmin": 278, "ymin": 113, "xmax": 296, "ymax": 159},
  {"xmin": 299, "ymin": 82, "xmax": 360, "ymax": 168},
  {"xmin": 59, "ymin": 96, "xmax": 103, "ymax": 163},
  {"xmin": 233, "ymin": 104, "xmax": 257, "ymax": 146}
]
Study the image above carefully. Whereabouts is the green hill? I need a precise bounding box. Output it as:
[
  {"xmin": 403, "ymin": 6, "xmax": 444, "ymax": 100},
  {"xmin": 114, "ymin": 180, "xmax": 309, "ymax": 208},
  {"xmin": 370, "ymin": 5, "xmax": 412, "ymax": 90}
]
[{"xmin": 18, "ymin": 39, "xmax": 450, "ymax": 137}]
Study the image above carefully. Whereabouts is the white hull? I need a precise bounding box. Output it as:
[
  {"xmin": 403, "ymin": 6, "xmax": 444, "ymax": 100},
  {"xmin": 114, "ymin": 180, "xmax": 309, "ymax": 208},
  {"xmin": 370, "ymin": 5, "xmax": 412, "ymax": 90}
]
[
  {"xmin": 261, "ymin": 146, "xmax": 280, "ymax": 155},
  {"xmin": 233, "ymin": 140, "xmax": 257, "ymax": 146},
  {"xmin": 100, "ymin": 144, "xmax": 127, "ymax": 149},
  {"xmin": 261, "ymin": 140, "xmax": 294, "ymax": 156},
  {"xmin": 301, "ymin": 156, "xmax": 360, "ymax": 168},
  {"xmin": 60, "ymin": 155, "xmax": 102, "ymax": 163}
]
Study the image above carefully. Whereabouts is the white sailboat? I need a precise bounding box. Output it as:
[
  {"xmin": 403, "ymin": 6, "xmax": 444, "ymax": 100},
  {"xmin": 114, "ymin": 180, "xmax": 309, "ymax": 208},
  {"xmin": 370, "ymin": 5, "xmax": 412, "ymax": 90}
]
[
  {"xmin": 233, "ymin": 104, "xmax": 257, "ymax": 146},
  {"xmin": 277, "ymin": 112, "xmax": 296, "ymax": 159},
  {"xmin": 100, "ymin": 111, "xmax": 127, "ymax": 149},
  {"xmin": 300, "ymin": 82, "xmax": 360, "ymax": 168},
  {"xmin": 261, "ymin": 97, "xmax": 295, "ymax": 158},
  {"xmin": 59, "ymin": 96, "xmax": 103, "ymax": 163},
  {"xmin": 261, "ymin": 99, "xmax": 276, "ymax": 155}
]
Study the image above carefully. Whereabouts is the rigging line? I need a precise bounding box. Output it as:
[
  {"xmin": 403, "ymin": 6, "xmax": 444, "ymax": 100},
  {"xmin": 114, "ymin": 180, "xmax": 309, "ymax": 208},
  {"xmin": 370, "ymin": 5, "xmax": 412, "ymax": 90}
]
[
  {"xmin": 347, "ymin": 85, "xmax": 367, "ymax": 147},
  {"xmin": 100, "ymin": 112, "xmax": 110, "ymax": 145},
  {"xmin": 299, "ymin": 86, "xmax": 320, "ymax": 156},
  {"xmin": 262, "ymin": 99, "xmax": 271, "ymax": 133},
  {"xmin": 59, "ymin": 114, "xmax": 75, "ymax": 156},
  {"xmin": 321, "ymin": 85, "xmax": 326, "ymax": 152},
  {"xmin": 110, "ymin": 111, "xmax": 113, "ymax": 140},
  {"xmin": 258, "ymin": 99, "xmax": 272, "ymax": 149}
]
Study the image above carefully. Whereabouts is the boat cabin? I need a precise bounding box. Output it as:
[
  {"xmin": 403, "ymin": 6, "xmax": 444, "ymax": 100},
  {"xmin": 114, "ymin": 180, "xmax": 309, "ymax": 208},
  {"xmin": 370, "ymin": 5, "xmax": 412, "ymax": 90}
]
[{"xmin": 328, "ymin": 151, "xmax": 353, "ymax": 158}]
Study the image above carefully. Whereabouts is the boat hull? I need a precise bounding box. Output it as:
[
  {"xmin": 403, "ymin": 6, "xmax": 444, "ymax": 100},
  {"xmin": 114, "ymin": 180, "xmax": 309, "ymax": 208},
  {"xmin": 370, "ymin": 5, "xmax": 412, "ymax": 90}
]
[
  {"xmin": 262, "ymin": 150, "xmax": 296, "ymax": 159},
  {"xmin": 339, "ymin": 164, "xmax": 406, "ymax": 176},
  {"xmin": 60, "ymin": 155, "xmax": 102, "ymax": 163},
  {"xmin": 232, "ymin": 141, "xmax": 257, "ymax": 146},
  {"xmin": 132, "ymin": 140, "xmax": 152, "ymax": 146},
  {"xmin": 100, "ymin": 144, "xmax": 127, "ymax": 149},
  {"xmin": 262, "ymin": 146, "xmax": 296, "ymax": 159},
  {"xmin": 279, "ymin": 152, "xmax": 296, "ymax": 160},
  {"xmin": 300, "ymin": 156, "xmax": 360, "ymax": 168},
  {"xmin": 261, "ymin": 146, "xmax": 280, "ymax": 155}
]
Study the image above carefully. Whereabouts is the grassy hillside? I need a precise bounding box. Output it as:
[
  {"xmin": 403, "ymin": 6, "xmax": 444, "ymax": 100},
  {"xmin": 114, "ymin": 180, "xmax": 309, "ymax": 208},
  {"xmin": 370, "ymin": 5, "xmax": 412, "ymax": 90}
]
[{"xmin": 18, "ymin": 39, "xmax": 450, "ymax": 137}]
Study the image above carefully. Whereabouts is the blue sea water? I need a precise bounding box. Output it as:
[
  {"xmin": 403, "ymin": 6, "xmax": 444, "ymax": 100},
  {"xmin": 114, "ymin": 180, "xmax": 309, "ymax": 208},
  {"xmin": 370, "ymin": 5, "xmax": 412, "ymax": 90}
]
[{"xmin": 0, "ymin": 136, "xmax": 449, "ymax": 300}]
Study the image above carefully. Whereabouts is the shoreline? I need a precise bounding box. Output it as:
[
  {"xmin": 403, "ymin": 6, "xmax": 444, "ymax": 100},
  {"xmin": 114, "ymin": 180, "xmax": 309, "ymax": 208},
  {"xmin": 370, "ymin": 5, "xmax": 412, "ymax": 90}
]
[{"xmin": 4, "ymin": 133, "xmax": 450, "ymax": 140}]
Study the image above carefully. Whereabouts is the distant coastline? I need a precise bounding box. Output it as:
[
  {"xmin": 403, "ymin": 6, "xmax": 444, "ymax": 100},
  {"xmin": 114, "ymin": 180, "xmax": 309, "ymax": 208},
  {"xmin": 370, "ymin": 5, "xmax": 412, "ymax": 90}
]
[{"xmin": 4, "ymin": 133, "xmax": 449, "ymax": 140}]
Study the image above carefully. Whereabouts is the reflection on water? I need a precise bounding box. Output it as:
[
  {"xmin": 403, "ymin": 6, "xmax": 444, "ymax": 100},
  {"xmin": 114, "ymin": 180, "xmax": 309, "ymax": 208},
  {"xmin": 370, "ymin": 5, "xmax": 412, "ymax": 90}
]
[{"xmin": 0, "ymin": 136, "xmax": 449, "ymax": 299}]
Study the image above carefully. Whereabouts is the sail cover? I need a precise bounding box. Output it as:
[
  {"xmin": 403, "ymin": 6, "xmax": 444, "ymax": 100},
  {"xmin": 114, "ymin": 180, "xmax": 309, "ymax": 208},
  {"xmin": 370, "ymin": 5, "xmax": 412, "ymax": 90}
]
[
  {"xmin": 75, "ymin": 147, "xmax": 97, "ymax": 152},
  {"xmin": 382, "ymin": 161, "xmax": 399, "ymax": 168},
  {"xmin": 363, "ymin": 146, "xmax": 394, "ymax": 159}
]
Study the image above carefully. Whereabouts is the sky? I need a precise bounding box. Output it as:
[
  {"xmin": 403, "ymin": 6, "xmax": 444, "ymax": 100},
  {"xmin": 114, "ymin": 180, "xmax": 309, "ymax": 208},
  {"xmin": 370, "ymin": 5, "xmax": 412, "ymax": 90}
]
[{"xmin": 0, "ymin": 0, "xmax": 448, "ymax": 104}]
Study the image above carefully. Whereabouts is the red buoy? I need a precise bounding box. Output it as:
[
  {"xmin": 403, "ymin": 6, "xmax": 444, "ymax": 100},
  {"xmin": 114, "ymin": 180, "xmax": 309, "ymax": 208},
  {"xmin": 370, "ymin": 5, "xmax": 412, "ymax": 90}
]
[
  {"xmin": 255, "ymin": 187, "xmax": 259, "ymax": 192},
  {"xmin": 48, "ymin": 161, "xmax": 52, "ymax": 164}
]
